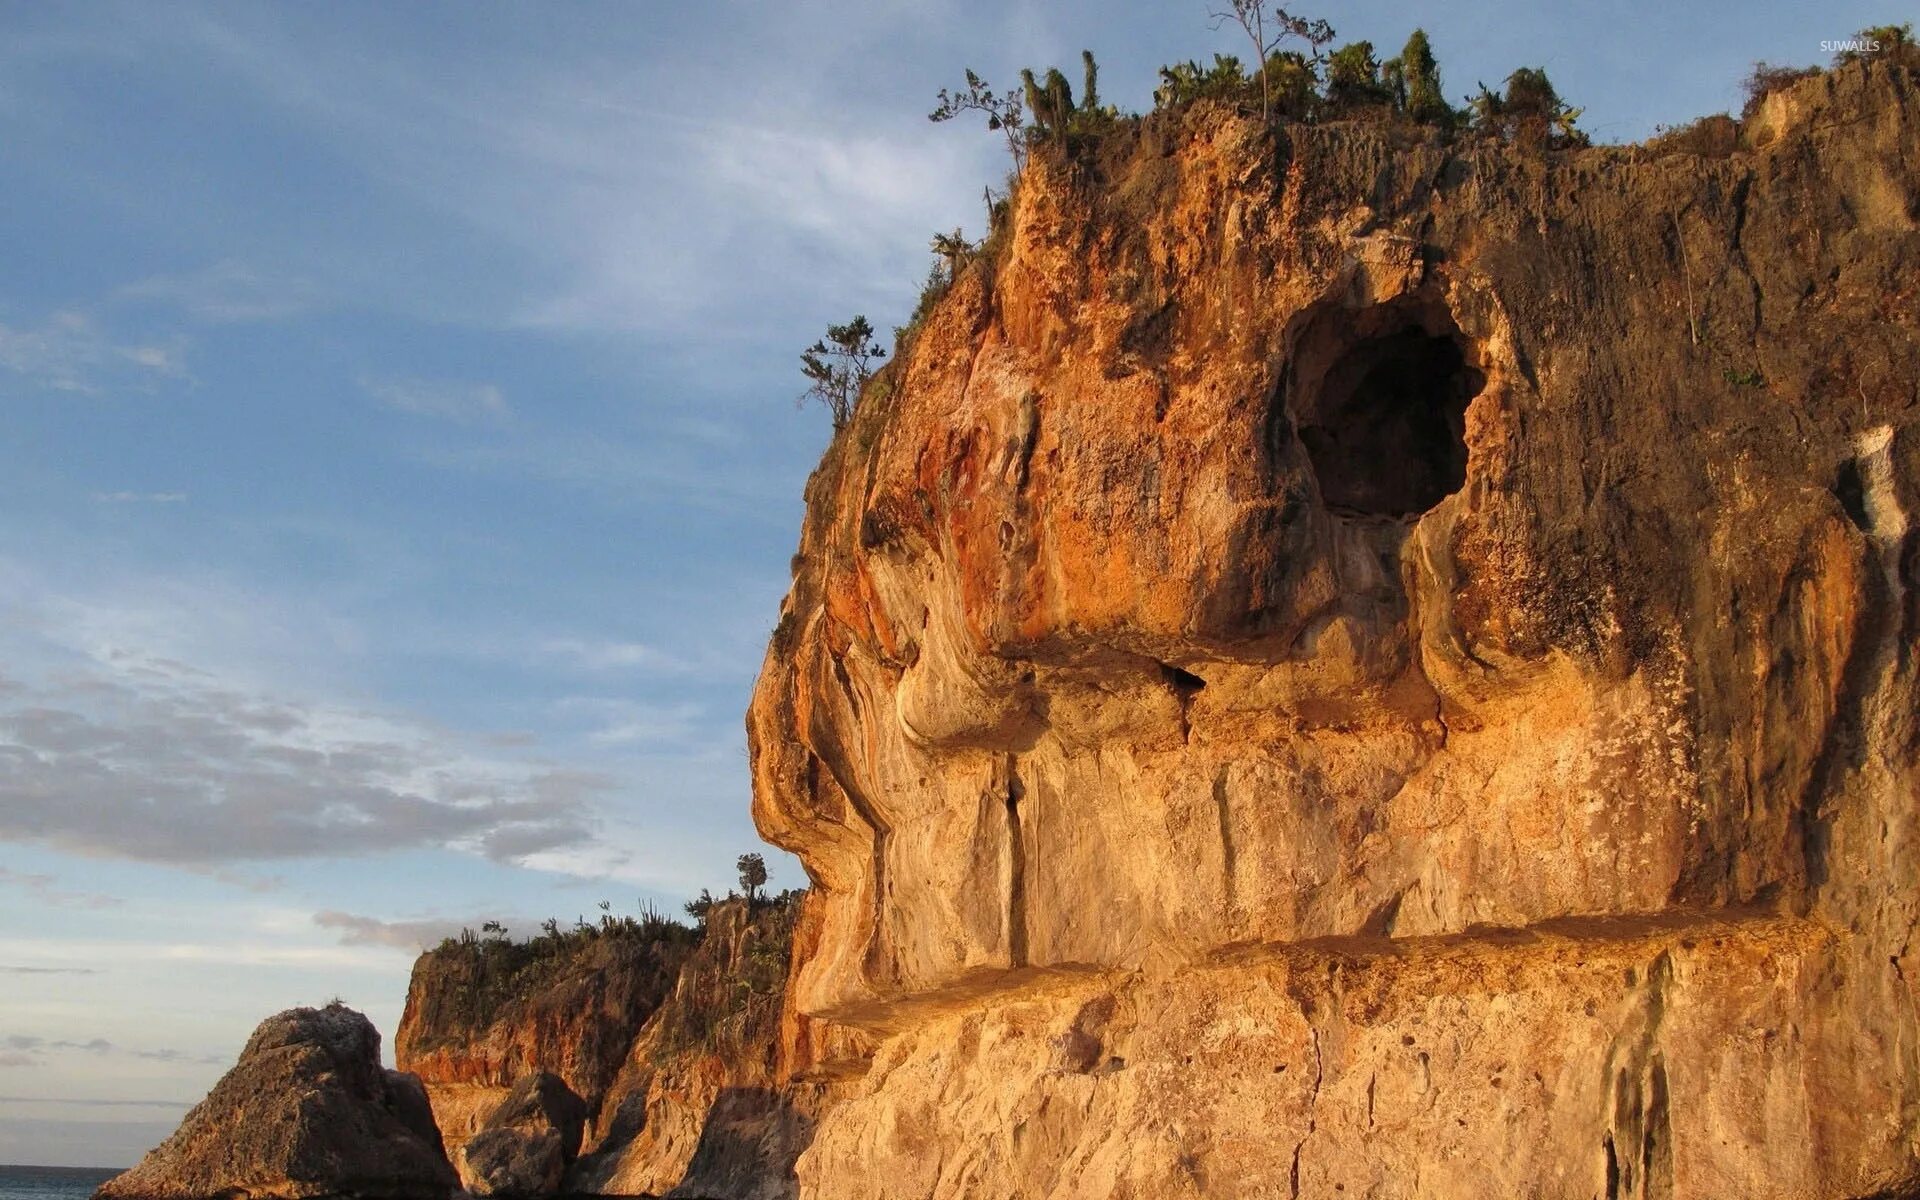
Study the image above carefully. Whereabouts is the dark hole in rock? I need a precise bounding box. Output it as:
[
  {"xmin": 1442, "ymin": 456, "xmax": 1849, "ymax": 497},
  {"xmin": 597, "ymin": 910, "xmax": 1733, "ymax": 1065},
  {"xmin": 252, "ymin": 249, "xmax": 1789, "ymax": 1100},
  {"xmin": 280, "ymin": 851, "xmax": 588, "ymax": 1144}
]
[
  {"xmin": 1834, "ymin": 458, "xmax": 1872, "ymax": 532},
  {"xmin": 1159, "ymin": 663, "xmax": 1206, "ymax": 695},
  {"xmin": 1286, "ymin": 298, "xmax": 1483, "ymax": 518}
]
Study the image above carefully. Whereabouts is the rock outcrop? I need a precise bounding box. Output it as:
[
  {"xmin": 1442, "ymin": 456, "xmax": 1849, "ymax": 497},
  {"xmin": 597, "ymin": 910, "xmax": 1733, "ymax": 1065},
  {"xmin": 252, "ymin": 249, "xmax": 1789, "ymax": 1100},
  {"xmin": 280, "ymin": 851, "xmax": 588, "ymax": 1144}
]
[
  {"xmin": 747, "ymin": 55, "xmax": 1920, "ymax": 1199},
  {"xmin": 95, "ymin": 1004, "xmax": 455, "ymax": 1200},
  {"xmin": 396, "ymin": 927, "xmax": 689, "ymax": 1173},
  {"xmin": 398, "ymin": 900, "xmax": 862, "ymax": 1199},
  {"xmin": 569, "ymin": 898, "xmax": 862, "ymax": 1200},
  {"xmin": 456, "ymin": 1073, "xmax": 586, "ymax": 1198}
]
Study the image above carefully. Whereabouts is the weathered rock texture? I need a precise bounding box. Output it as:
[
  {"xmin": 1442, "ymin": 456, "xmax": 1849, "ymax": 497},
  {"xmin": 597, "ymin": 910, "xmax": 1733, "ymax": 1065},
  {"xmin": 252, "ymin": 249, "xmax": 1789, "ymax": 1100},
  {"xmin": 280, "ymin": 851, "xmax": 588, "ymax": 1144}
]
[
  {"xmin": 748, "ymin": 56, "xmax": 1920, "ymax": 1199},
  {"xmin": 396, "ymin": 929, "xmax": 688, "ymax": 1174},
  {"xmin": 95, "ymin": 1004, "xmax": 454, "ymax": 1200},
  {"xmin": 456, "ymin": 1073, "xmax": 586, "ymax": 1198},
  {"xmin": 399, "ymin": 900, "xmax": 863, "ymax": 1199},
  {"xmin": 569, "ymin": 899, "xmax": 852, "ymax": 1200}
]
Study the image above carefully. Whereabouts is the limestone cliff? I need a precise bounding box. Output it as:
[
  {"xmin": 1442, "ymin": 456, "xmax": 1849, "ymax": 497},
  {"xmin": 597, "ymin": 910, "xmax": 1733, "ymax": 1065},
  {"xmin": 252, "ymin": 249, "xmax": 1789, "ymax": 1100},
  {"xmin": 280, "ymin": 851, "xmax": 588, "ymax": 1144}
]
[
  {"xmin": 396, "ymin": 925, "xmax": 689, "ymax": 1170},
  {"xmin": 747, "ymin": 55, "xmax": 1920, "ymax": 1199},
  {"xmin": 398, "ymin": 899, "xmax": 862, "ymax": 1199}
]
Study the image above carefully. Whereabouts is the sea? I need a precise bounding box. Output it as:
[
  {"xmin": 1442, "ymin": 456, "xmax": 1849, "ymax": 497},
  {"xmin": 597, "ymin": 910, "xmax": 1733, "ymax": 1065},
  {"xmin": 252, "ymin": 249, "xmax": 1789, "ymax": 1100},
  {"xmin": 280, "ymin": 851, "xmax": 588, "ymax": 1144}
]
[{"xmin": 0, "ymin": 1165, "xmax": 119, "ymax": 1200}]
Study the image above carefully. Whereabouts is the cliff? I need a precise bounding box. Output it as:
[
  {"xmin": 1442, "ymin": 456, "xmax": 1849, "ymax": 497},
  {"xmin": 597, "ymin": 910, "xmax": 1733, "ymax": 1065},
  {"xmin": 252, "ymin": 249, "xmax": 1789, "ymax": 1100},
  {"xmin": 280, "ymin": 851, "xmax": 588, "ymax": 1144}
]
[
  {"xmin": 746, "ymin": 55, "xmax": 1920, "ymax": 1200},
  {"xmin": 398, "ymin": 898, "xmax": 863, "ymax": 1199},
  {"xmin": 396, "ymin": 924, "xmax": 691, "ymax": 1170}
]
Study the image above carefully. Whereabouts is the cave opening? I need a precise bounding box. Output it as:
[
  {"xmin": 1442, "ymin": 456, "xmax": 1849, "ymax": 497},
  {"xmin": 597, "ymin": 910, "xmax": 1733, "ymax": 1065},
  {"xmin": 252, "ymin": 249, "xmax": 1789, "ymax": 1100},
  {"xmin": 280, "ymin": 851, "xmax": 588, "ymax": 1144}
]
[{"xmin": 1288, "ymin": 300, "xmax": 1483, "ymax": 518}]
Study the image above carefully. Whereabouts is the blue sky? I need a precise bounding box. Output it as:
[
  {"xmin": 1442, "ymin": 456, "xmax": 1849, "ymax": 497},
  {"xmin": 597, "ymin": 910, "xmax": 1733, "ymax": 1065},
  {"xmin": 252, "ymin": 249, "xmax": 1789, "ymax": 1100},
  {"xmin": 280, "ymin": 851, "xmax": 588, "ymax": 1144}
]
[{"xmin": 0, "ymin": 0, "xmax": 1885, "ymax": 1169}]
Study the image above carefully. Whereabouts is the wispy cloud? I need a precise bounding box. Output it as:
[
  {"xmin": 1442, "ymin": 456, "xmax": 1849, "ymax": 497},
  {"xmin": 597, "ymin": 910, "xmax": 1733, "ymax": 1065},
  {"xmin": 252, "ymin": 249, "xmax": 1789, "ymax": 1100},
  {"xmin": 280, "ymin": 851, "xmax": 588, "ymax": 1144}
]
[
  {"xmin": 118, "ymin": 259, "xmax": 319, "ymax": 323},
  {"xmin": 0, "ymin": 865, "xmax": 125, "ymax": 910},
  {"xmin": 0, "ymin": 310, "xmax": 188, "ymax": 395},
  {"xmin": 541, "ymin": 637, "xmax": 685, "ymax": 674},
  {"xmin": 365, "ymin": 377, "xmax": 510, "ymax": 424},
  {"xmin": 0, "ymin": 1096, "xmax": 191, "ymax": 1109},
  {"xmin": 0, "ymin": 568, "xmax": 602, "ymax": 868},
  {"xmin": 313, "ymin": 909, "xmax": 535, "ymax": 953},
  {"xmin": 91, "ymin": 491, "xmax": 188, "ymax": 505},
  {"xmin": 0, "ymin": 966, "xmax": 103, "ymax": 976},
  {"xmin": 554, "ymin": 697, "xmax": 706, "ymax": 747},
  {"xmin": 0, "ymin": 1036, "xmax": 218, "ymax": 1067}
]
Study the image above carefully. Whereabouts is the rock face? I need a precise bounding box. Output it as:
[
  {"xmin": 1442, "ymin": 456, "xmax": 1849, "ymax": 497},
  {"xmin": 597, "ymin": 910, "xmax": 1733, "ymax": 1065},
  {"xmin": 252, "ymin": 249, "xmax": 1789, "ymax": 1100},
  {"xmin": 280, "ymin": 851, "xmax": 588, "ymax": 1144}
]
[
  {"xmin": 95, "ymin": 1004, "xmax": 455, "ymax": 1200},
  {"xmin": 569, "ymin": 898, "xmax": 862, "ymax": 1200},
  {"xmin": 747, "ymin": 56, "xmax": 1920, "ymax": 1200},
  {"xmin": 396, "ymin": 929, "xmax": 689, "ymax": 1173},
  {"xmin": 456, "ymin": 1073, "xmax": 586, "ymax": 1198},
  {"xmin": 398, "ymin": 900, "xmax": 861, "ymax": 1199}
]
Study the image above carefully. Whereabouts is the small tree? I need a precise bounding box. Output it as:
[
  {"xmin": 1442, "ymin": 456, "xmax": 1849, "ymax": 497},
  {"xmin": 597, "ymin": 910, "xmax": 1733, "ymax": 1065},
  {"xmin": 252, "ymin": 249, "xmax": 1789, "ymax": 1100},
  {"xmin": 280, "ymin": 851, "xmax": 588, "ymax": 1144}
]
[
  {"xmin": 1274, "ymin": 8, "xmax": 1337, "ymax": 74},
  {"xmin": 737, "ymin": 853, "xmax": 768, "ymax": 907},
  {"xmin": 800, "ymin": 316, "xmax": 885, "ymax": 430},
  {"xmin": 1211, "ymin": 3, "xmax": 1333, "ymax": 122},
  {"xmin": 1211, "ymin": 0, "xmax": 1278, "ymax": 120},
  {"xmin": 1392, "ymin": 29, "xmax": 1449, "ymax": 124},
  {"xmin": 930, "ymin": 70, "xmax": 1027, "ymax": 171}
]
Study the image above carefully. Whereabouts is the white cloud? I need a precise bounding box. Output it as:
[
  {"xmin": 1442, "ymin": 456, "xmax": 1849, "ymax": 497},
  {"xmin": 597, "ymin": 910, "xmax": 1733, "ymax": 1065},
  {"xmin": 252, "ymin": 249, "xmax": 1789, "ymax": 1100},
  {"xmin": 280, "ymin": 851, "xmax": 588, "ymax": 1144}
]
[
  {"xmin": 0, "ymin": 310, "xmax": 188, "ymax": 394},
  {"xmin": 365, "ymin": 377, "xmax": 511, "ymax": 424}
]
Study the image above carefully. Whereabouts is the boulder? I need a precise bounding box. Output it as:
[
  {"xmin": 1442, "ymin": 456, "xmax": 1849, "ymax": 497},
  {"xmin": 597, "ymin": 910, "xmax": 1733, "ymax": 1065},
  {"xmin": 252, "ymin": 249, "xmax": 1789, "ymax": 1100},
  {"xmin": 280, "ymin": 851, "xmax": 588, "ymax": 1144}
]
[
  {"xmin": 95, "ymin": 1003, "xmax": 455, "ymax": 1200},
  {"xmin": 455, "ymin": 1072, "xmax": 586, "ymax": 1198}
]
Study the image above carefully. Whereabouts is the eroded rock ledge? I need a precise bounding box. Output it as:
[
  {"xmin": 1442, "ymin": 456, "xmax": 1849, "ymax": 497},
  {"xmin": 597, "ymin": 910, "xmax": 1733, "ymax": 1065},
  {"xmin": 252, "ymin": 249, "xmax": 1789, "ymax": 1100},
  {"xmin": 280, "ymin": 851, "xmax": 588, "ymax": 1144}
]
[{"xmin": 747, "ymin": 57, "xmax": 1920, "ymax": 1199}]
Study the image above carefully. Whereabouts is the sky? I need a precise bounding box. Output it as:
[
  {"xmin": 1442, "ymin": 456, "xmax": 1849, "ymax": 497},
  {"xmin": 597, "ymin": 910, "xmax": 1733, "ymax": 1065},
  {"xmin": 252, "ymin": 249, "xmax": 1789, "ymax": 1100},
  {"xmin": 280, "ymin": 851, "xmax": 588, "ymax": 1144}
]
[{"xmin": 0, "ymin": 0, "xmax": 1887, "ymax": 1169}]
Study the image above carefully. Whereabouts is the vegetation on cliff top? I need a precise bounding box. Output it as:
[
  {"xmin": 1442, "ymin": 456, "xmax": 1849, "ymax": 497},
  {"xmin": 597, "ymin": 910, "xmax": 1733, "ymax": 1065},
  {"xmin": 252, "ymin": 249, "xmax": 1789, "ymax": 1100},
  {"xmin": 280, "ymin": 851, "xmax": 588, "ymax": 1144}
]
[
  {"xmin": 421, "ymin": 853, "xmax": 801, "ymax": 1039},
  {"xmin": 796, "ymin": 12, "xmax": 1912, "ymax": 445}
]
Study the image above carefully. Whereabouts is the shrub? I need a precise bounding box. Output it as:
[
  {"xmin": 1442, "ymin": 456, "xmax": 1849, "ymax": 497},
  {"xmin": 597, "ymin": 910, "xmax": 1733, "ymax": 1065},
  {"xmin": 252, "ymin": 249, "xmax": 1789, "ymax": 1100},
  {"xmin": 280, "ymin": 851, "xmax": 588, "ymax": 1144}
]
[
  {"xmin": 1154, "ymin": 54, "xmax": 1254, "ymax": 109},
  {"xmin": 1646, "ymin": 113, "xmax": 1740, "ymax": 157},
  {"xmin": 1469, "ymin": 66, "xmax": 1586, "ymax": 148},
  {"xmin": 1325, "ymin": 41, "xmax": 1392, "ymax": 111},
  {"xmin": 1740, "ymin": 62, "xmax": 1820, "ymax": 120},
  {"xmin": 1835, "ymin": 23, "xmax": 1913, "ymax": 64}
]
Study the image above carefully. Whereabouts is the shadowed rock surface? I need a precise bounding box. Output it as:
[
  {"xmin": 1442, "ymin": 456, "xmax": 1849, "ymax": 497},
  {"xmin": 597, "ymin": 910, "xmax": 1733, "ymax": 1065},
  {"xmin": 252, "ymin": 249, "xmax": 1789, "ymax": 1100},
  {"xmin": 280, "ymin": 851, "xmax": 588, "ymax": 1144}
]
[
  {"xmin": 94, "ymin": 1004, "xmax": 455, "ymax": 1200},
  {"xmin": 456, "ymin": 1073, "xmax": 586, "ymax": 1198},
  {"xmin": 566, "ymin": 899, "xmax": 861, "ymax": 1200},
  {"xmin": 746, "ymin": 55, "xmax": 1920, "ymax": 1199}
]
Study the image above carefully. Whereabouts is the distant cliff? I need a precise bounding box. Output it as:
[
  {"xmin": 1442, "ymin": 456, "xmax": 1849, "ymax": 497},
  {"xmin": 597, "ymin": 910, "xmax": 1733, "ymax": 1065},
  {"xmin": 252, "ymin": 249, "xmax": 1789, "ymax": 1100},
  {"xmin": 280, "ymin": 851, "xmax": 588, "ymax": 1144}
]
[
  {"xmin": 396, "ymin": 897, "xmax": 866, "ymax": 1199},
  {"xmin": 396, "ymin": 920, "xmax": 691, "ymax": 1172},
  {"xmin": 747, "ymin": 54, "xmax": 1920, "ymax": 1199}
]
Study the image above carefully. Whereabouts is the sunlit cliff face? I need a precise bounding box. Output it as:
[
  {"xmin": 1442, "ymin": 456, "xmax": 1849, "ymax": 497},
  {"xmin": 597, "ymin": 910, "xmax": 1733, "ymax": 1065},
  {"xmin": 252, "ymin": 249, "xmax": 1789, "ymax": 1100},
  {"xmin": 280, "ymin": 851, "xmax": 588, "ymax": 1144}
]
[{"xmin": 747, "ymin": 118, "xmax": 1865, "ymax": 1024}]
